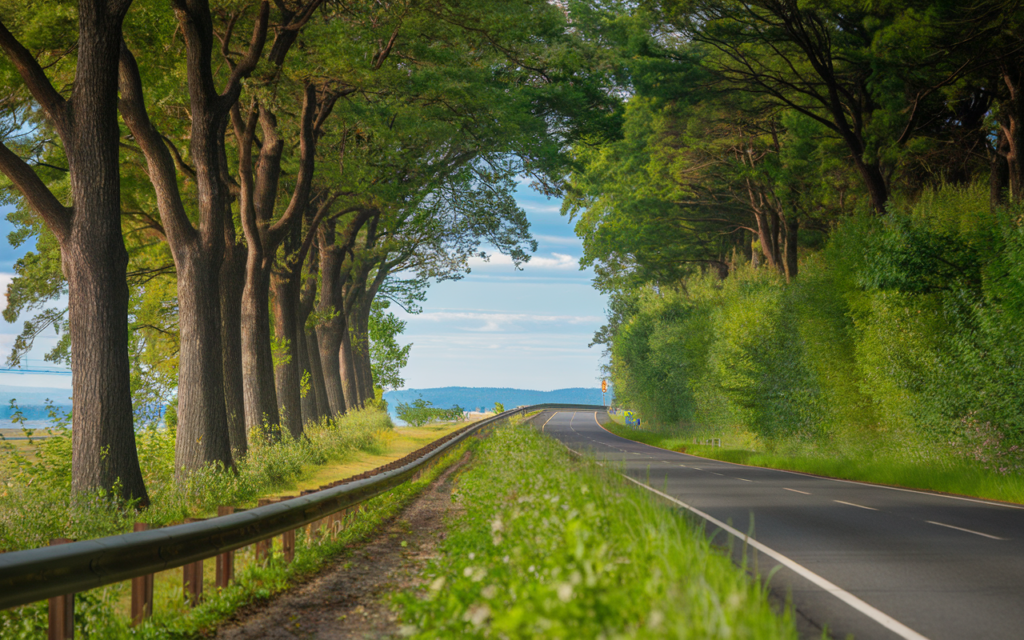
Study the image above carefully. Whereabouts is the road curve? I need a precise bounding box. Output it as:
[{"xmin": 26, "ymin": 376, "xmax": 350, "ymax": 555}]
[{"xmin": 533, "ymin": 409, "xmax": 1024, "ymax": 640}]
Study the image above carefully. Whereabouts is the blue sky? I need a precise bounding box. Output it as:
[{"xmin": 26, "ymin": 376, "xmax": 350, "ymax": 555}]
[{"xmin": 0, "ymin": 181, "xmax": 608, "ymax": 395}]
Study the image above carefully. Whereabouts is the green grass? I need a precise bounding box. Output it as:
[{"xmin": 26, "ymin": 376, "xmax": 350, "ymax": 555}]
[
  {"xmin": 602, "ymin": 421, "xmax": 1024, "ymax": 506},
  {"xmin": 0, "ymin": 438, "xmax": 476, "ymax": 639},
  {"xmin": 395, "ymin": 423, "xmax": 797, "ymax": 639}
]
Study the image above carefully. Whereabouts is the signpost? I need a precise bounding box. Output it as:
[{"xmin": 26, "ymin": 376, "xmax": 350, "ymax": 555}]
[{"xmin": 601, "ymin": 379, "xmax": 607, "ymax": 406}]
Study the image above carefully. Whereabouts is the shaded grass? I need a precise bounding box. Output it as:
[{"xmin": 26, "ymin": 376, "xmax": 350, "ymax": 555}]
[
  {"xmin": 396, "ymin": 423, "xmax": 796, "ymax": 639},
  {"xmin": 0, "ymin": 437, "xmax": 477, "ymax": 639},
  {"xmin": 602, "ymin": 421, "xmax": 1024, "ymax": 506}
]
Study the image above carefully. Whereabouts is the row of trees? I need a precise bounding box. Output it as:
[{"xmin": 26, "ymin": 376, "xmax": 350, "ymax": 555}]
[
  {"xmin": 562, "ymin": 1, "xmax": 1024, "ymax": 452},
  {"xmin": 566, "ymin": 0, "xmax": 1024, "ymax": 290},
  {"xmin": 0, "ymin": 0, "xmax": 616, "ymax": 502}
]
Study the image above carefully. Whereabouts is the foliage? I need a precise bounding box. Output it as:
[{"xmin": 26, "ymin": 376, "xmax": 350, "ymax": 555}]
[
  {"xmin": 606, "ymin": 184, "xmax": 1024, "ymax": 467},
  {"xmin": 395, "ymin": 398, "xmax": 465, "ymax": 428},
  {"xmin": 368, "ymin": 299, "xmax": 412, "ymax": 392},
  {"xmin": 493, "ymin": 402, "xmax": 504, "ymax": 414},
  {"xmin": 396, "ymin": 424, "xmax": 796, "ymax": 639}
]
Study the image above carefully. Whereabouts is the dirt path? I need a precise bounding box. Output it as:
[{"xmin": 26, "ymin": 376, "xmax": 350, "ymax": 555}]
[{"xmin": 214, "ymin": 452, "xmax": 469, "ymax": 640}]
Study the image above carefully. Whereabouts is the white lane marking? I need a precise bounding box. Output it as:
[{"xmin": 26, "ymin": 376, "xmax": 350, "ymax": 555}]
[
  {"xmin": 834, "ymin": 500, "xmax": 877, "ymax": 511},
  {"xmin": 590, "ymin": 415, "xmax": 1024, "ymax": 511},
  {"xmin": 785, "ymin": 488, "xmax": 811, "ymax": 495},
  {"xmin": 620, "ymin": 474, "xmax": 931, "ymax": 640},
  {"xmin": 926, "ymin": 520, "xmax": 1007, "ymax": 541},
  {"xmin": 709, "ymin": 472, "xmax": 723, "ymax": 476},
  {"xmin": 540, "ymin": 412, "xmax": 557, "ymax": 432},
  {"xmin": 736, "ymin": 478, "xmax": 753, "ymax": 482}
]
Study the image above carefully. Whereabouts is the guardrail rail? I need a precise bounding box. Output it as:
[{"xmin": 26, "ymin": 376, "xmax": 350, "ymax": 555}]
[{"xmin": 0, "ymin": 403, "xmax": 606, "ymax": 638}]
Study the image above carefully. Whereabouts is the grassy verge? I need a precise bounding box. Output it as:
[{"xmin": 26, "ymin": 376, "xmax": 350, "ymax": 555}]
[
  {"xmin": 395, "ymin": 423, "xmax": 796, "ymax": 639},
  {"xmin": 601, "ymin": 421, "xmax": 1024, "ymax": 505},
  {"xmin": 0, "ymin": 437, "xmax": 477, "ymax": 639}
]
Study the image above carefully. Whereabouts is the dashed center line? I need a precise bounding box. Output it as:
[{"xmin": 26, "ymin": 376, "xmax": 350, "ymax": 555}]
[
  {"xmin": 927, "ymin": 520, "xmax": 1007, "ymax": 541},
  {"xmin": 736, "ymin": 478, "xmax": 753, "ymax": 482},
  {"xmin": 784, "ymin": 488, "xmax": 811, "ymax": 495},
  {"xmin": 709, "ymin": 472, "xmax": 723, "ymax": 476},
  {"xmin": 834, "ymin": 500, "xmax": 877, "ymax": 511}
]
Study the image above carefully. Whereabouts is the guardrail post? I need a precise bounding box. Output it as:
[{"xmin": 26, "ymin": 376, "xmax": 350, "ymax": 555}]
[
  {"xmin": 183, "ymin": 518, "xmax": 204, "ymax": 606},
  {"xmin": 47, "ymin": 538, "xmax": 73, "ymax": 639},
  {"xmin": 278, "ymin": 497, "xmax": 296, "ymax": 562},
  {"xmin": 255, "ymin": 499, "xmax": 272, "ymax": 562},
  {"xmin": 130, "ymin": 524, "xmax": 154, "ymax": 626},
  {"xmin": 216, "ymin": 507, "xmax": 234, "ymax": 588}
]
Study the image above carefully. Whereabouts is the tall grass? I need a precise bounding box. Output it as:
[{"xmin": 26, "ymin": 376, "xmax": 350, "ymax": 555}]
[
  {"xmin": 396, "ymin": 424, "xmax": 796, "ymax": 639},
  {"xmin": 0, "ymin": 438, "xmax": 474, "ymax": 640},
  {"xmin": 0, "ymin": 408, "xmax": 394, "ymax": 552}
]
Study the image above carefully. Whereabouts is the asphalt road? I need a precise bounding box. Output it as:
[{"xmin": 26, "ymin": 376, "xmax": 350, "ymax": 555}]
[{"xmin": 533, "ymin": 409, "xmax": 1024, "ymax": 640}]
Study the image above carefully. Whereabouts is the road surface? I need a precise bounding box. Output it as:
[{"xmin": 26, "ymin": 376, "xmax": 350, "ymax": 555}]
[{"xmin": 534, "ymin": 409, "xmax": 1024, "ymax": 640}]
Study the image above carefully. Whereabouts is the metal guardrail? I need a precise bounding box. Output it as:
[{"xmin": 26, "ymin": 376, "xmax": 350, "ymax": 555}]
[{"xmin": 0, "ymin": 403, "xmax": 605, "ymax": 612}]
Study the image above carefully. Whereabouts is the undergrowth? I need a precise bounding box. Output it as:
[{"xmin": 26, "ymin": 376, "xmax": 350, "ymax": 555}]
[
  {"xmin": 0, "ymin": 435, "xmax": 475, "ymax": 639},
  {"xmin": 0, "ymin": 408, "xmax": 394, "ymax": 551},
  {"xmin": 395, "ymin": 424, "xmax": 796, "ymax": 639}
]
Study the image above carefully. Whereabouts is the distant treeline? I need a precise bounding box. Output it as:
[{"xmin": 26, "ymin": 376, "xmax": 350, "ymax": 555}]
[{"xmin": 384, "ymin": 387, "xmax": 606, "ymax": 413}]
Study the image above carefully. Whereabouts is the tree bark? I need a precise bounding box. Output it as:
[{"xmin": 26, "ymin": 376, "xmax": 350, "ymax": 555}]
[
  {"xmin": 271, "ymin": 271, "xmax": 303, "ymax": 438},
  {"xmin": 339, "ymin": 324, "xmax": 361, "ymax": 409},
  {"xmin": 1000, "ymin": 65, "xmax": 1024, "ymax": 203},
  {"xmin": 220, "ymin": 227, "xmax": 247, "ymax": 457},
  {"xmin": 298, "ymin": 260, "xmax": 329, "ymax": 423},
  {"xmin": 175, "ymin": 253, "xmax": 234, "ymax": 474},
  {"xmin": 784, "ymin": 216, "xmax": 799, "ymax": 281},
  {"xmin": 315, "ymin": 223, "xmax": 348, "ymax": 416},
  {"xmin": 991, "ymin": 126, "xmax": 1011, "ymax": 209},
  {"xmin": 0, "ymin": 1, "xmax": 149, "ymax": 503}
]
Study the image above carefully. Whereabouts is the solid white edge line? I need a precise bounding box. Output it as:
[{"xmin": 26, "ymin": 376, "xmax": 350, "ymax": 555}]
[
  {"xmin": 784, "ymin": 488, "xmax": 810, "ymax": 495},
  {"xmin": 590, "ymin": 411, "xmax": 1024, "ymax": 511},
  {"xmin": 618, "ymin": 474, "xmax": 931, "ymax": 640},
  {"xmin": 926, "ymin": 520, "xmax": 1007, "ymax": 541},
  {"xmin": 554, "ymin": 438, "xmax": 929, "ymax": 639},
  {"xmin": 834, "ymin": 500, "xmax": 877, "ymax": 511}
]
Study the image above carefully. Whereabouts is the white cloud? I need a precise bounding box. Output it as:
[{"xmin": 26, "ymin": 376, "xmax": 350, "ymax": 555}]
[
  {"xmin": 520, "ymin": 202, "xmax": 562, "ymax": 215},
  {"xmin": 469, "ymin": 252, "xmax": 578, "ymax": 270},
  {"xmin": 534, "ymin": 234, "xmax": 583, "ymax": 247},
  {"xmin": 414, "ymin": 311, "xmax": 602, "ymax": 333}
]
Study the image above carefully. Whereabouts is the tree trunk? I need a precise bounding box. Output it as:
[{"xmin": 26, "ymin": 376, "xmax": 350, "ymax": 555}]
[
  {"xmin": 784, "ymin": 216, "xmax": 799, "ymax": 282},
  {"xmin": 271, "ymin": 272, "xmax": 303, "ymax": 438},
  {"xmin": 220, "ymin": 234, "xmax": 247, "ymax": 457},
  {"xmin": 354, "ymin": 309, "xmax": 375, "ymax": 402},
  {"xmin": 63, "ymin": 214, "xmax": 148, "ymax": 502},
  {"xmin": 314, "ymin": 222, "xmax": 349, "ymax": 415},
  {"xmin": 298, "ymin": 268, "xmax": 328, "ymax": 424},
  {"xmin": 175, "ymin": 251, "xmax": 234, "ymax": 478},
  {"xmin": 0, "ymin": 0, "xmax": 149, "ymax": 502},
  {"xmin": 339, "ymin": 326, "xmax": 361, "ymax": 409},
  {"xmin": 241, "ymin": 257, "xmax": 281, "ymax": 439},
  {"xmin": 1000, "ymin": 66, "xmax": 1024, "ymax": 203},
  {"xmin": 991, "ymin": 126, "xmax": 1010, "ymax": 209}
]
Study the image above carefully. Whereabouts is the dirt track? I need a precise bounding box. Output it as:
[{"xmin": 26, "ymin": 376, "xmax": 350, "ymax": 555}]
[{"xmin": 214, "ymin": 451, "xmax": 470, "ymax": 640}]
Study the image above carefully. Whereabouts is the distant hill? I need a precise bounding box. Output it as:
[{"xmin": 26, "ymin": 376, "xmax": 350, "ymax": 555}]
[{"xmin": 383, "ymin": 386, "xmax": 607, "ymax": 413}]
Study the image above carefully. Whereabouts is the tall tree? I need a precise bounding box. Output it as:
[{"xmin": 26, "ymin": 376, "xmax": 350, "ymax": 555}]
[{"xmin": 0, "ymin": 0, "xmax": 148, "ymax": 502}]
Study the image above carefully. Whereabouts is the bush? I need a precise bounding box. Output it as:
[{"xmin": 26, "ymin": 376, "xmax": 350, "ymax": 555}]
[{"xmin": 608, "ymin": 183, "xmax": 1024, "ymax": 466}]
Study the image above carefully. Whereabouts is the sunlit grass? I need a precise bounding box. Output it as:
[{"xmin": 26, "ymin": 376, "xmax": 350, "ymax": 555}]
[
  {"xmin": 602, "ymin": 421, "xmax": 1024, "ymax": 505},
  {"xmin": 396, "ymin": 422, "xmax": 796, "ymax": 639},
  {"xmin": 0, "ymin": 438, "xmax": 477, "ymax": 639}
]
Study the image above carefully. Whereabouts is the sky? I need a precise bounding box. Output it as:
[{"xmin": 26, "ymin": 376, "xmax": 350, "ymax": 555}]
[{"xmin": 0, "ymin": 180, "xmax": 608, "ymax": 396}]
